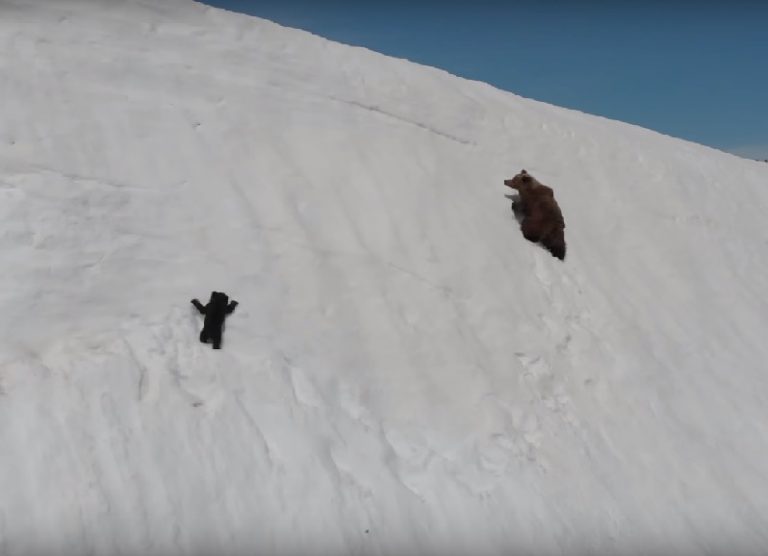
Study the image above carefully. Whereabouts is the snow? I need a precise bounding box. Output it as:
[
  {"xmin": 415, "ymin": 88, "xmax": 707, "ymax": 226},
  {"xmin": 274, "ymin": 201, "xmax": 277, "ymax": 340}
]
[{"xmin": 2, "ymin": 0, "xmax": 768, "ymax": 554}]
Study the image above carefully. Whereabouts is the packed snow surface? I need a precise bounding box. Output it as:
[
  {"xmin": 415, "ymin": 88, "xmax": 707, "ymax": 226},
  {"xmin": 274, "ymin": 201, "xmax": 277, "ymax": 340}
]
[{"xmin": 2, "ymin": 1, "xmax": 768, "ymax": 554}]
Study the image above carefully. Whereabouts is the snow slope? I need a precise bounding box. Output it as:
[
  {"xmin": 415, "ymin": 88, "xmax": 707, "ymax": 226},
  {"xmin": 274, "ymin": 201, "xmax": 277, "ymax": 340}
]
[{"xmin": 2, "ymin": 1, "xmax": 768, "ymax": 554}]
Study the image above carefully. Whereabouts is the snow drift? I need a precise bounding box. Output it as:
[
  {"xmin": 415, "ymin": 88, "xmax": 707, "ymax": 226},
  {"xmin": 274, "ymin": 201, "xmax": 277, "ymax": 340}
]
[{"xmin": 1, "ymin": 1, "xmax": 768, "ymax": 555}]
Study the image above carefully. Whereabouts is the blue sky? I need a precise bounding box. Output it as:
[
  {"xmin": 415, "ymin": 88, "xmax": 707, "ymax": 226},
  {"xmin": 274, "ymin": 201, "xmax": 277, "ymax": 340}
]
[{"xmin": 202, "ymin": 1, "xmax": 768, "ymax": 160}]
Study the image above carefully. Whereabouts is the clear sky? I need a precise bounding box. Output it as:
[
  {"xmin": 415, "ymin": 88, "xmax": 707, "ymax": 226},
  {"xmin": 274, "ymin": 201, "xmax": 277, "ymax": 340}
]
[{"xmin": 202, "ymin": 0, "xmax": 768, "ymax": 160}]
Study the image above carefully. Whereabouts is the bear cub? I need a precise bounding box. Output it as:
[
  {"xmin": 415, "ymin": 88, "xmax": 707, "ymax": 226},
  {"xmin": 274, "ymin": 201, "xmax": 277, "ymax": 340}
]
[{"xmin": 191, "ymin": 291, "xmax": 238, "ymax": 349}]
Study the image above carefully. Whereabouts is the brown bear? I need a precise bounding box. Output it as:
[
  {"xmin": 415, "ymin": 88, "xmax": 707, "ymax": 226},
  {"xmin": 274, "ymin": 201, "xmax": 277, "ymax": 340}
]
[{"xmin": 504, "ymin": 169, "xmax": 566, "ymax": 260}]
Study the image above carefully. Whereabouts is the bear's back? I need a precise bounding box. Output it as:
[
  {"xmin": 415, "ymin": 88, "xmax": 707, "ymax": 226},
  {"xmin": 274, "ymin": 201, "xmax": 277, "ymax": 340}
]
[{"xmin": 525, "ymin": 185, "xmax": 564, "ymax": 228}]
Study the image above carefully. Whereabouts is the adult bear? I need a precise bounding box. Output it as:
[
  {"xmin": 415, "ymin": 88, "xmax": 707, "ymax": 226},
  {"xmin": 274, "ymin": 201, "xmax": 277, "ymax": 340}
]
[{"xmin": 504, "ymin": 169, "xmax": 566, "ymax": 260}]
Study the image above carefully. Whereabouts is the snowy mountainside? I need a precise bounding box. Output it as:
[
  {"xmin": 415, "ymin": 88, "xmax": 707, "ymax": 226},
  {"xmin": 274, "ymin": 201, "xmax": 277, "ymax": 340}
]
[{"xmin": 2, "ymin": 1, "xmax": 768, "ymax": 555}]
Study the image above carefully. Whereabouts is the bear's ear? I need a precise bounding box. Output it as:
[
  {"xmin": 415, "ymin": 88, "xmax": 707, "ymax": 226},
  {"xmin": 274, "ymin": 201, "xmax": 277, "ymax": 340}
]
[
  {"xmin": 521, "ymin": 169, "xmax": 528, "ymax": 174},
  {"xmin": 521, "ymin": 174, "xmax": 532, "ymax": 183}
]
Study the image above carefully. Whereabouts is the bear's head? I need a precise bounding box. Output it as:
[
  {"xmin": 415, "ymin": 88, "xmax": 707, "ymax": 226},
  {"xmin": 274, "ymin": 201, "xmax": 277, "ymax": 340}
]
[
  {"xmin": 504, "ymin": 169, "xmax": 535, "ymax": 193},
  {"xmin": 209, "ymin": 291, "xmax": 229, "ymax": 307}
]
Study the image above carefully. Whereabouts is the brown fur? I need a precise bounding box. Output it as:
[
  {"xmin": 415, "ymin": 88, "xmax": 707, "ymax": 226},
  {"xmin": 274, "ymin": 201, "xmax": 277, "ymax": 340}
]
[{"xmin": 504, "ymin": 169, "xmax": 566, "ymax": 260}]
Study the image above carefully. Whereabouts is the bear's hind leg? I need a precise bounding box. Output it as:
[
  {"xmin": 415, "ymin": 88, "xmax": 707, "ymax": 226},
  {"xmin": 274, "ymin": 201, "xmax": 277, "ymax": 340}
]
[
  {"xmin": 211, "ymin": 330, "xmax": 222, "ymax": 350},
  {"xmin": 200, "ymin": 330, "xmax": 210, "ymax": 344},
  {"xmin": 543, "ymin": 228, "xmax": 566, "ymax": 261},
  {"xmin": 548, "ymin": 243, "xmax": 566, "ymax": 260}
]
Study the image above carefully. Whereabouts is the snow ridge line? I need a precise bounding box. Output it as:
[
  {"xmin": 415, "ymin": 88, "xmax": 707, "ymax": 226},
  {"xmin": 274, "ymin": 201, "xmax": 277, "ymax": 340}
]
[{"xmin": 329, "ymin": 96, "xmax": 474, "ymax": 146}]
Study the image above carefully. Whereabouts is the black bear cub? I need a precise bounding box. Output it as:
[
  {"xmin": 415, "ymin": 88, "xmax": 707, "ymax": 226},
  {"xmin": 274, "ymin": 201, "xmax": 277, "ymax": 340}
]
[{"xmin": 191, "ymin": 291, "xmax": 238, "ymax": 349}]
